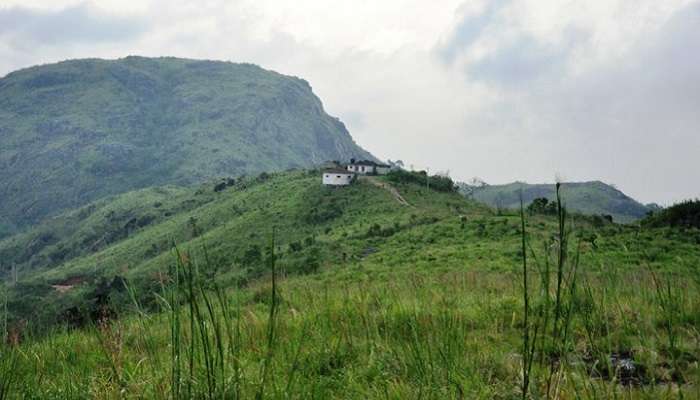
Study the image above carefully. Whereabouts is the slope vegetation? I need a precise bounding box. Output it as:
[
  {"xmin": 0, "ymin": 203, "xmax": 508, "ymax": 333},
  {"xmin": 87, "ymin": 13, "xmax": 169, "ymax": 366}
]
[
  {"xmin": 0, "ymin": 57, "xmax": 373, "ymax": 235},
  {"xmin": 1, "ymin": 171, "xmax": 699, "ymax": 398}
]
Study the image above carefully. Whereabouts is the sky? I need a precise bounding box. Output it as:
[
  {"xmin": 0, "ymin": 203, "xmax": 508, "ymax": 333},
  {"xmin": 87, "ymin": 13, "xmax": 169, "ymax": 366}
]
[{"xmin": 0, "ymin": 0, "xmax": 698, "ymax": 205}]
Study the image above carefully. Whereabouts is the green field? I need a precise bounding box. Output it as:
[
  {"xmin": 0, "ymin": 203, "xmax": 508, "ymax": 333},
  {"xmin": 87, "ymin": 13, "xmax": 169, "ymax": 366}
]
[{"xmin": 1, "ymin": 171, "xmax": 699, "ymax": 398}]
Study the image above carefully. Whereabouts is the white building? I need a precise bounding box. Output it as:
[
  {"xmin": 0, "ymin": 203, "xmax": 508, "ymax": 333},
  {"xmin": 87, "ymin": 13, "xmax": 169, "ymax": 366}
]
[
  {"xmin": 346, "ymin": 160, "xmax": 392, "ymax": 175},
  {"xmin": 322, "ymin": 168, "xmax": 355, "ymax": 186}
]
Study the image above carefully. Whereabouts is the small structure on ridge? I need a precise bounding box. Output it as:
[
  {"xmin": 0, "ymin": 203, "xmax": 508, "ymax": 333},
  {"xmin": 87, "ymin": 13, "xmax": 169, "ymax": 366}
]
[
  {"xmin": 346, "ymin": 159, "xmax": 391, "ymax": 175},
  {"xmin": 322, "ymin": 168, "xmax": 355, "ymax": 186}
]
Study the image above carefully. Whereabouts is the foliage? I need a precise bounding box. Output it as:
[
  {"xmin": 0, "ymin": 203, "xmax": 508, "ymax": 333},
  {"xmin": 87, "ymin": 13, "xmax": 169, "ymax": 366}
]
[
  {"xmin": 0, "ymin": 170, "xmax": 698, "ymax": 397},
  {"xmin": 642, "ymin": 199, "xmax": 700, "ymax": 229},
  {"xmin": 386, "ymin": 169, "xmax": 456, "ymax": 192},
  {"xmin": 0, "ymin": 56, "xmax": 374, "ymax": 231},
  {"xmin": 526, "ymin": 197, "xmax": 558, "ymax": 215}
]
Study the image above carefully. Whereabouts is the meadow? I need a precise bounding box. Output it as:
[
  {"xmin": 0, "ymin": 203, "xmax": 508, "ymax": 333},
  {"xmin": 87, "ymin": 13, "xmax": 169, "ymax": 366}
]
[{"xmin": 1, "ymin": 172, "xmax": 699, "ymax": 399}]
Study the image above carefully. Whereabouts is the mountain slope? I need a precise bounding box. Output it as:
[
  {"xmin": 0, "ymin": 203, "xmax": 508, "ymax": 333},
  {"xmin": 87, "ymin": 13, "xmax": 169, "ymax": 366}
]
[
  {"xmin": 3, "ymin": 170, "xmax": 700, "ymax": 399},
  {"xmin": 1, "ymin": 170, "xmax": 489, "ymax": 327},
  {"xmin": 461, "ymin": 181, "xmax": 650, "ymax": 223},
  {"xmin": 4, "ymin": 170, "xmax": 698, "ymax": 331},
  {"xmin": 0, "ymin": 56, "xmax": 373, "ymax": 235}
]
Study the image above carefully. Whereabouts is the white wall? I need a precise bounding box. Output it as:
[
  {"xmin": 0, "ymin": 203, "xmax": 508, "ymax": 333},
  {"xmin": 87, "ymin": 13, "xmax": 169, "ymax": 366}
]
[{"xmin": 323, "ymin": 173, "xmax": 353, "ymax": 185}]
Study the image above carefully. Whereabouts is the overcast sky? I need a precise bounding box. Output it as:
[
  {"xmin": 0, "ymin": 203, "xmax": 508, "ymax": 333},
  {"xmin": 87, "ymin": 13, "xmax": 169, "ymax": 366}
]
[{"xmin": 1, "ymin": 0, "xmax": 698, "ymax": 204}]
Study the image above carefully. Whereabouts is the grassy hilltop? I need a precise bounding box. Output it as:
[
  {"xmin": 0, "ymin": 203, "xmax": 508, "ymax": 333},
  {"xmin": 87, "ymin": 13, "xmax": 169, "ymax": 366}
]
[
  {"xmin": 1, "ymin": 170, "xmax": 699, "ymax": 398},
  {"xmin": 0, "ymin": 57, "xmax": 373, "ymax": 236},
  {"xmin": 461, "ymin": 181, "xmax": 651, "ymax": 223}
]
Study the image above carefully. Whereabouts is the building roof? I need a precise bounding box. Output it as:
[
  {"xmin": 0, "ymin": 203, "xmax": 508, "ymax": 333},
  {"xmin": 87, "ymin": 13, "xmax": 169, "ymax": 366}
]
[{"xmin": 324, "ymin": 168, "xmax": 354, "ymax": 174}]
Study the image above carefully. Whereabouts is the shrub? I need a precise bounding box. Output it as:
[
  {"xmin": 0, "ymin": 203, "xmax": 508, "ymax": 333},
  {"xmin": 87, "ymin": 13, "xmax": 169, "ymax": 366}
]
[
  {"xmin": 289, "ymin": 241, "xmax": 302, "ymax": 252},
  {"xmin": 241, "ymin": 244, "xmax": 262, "ymax": 266},
  {"xmin": 386, "ymin": 170, "xmax": 456, "ymax": 192},
  {"xmin": 642, "ymin": 199, "xmax": 700, "ymax": 229},
  {"xmin": 526, "ymin": 198, "xmax": 557, "ymax": 215}
]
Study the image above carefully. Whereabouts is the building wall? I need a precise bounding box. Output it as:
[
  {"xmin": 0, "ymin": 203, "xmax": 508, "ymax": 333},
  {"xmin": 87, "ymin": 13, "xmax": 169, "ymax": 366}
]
[
  {"xmin": 323, "ymin": 173, "xmax": 353, "ymax": 186},
  {"xmin": 347, "ymin": 164, "xmax": 375, "ymax": 174}
]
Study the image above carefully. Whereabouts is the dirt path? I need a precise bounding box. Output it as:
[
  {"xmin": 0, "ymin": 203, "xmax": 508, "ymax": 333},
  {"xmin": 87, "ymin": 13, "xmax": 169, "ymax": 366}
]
[{"xmin": 362, "ymin": 176, "xmax": 412, "ymax": 206}]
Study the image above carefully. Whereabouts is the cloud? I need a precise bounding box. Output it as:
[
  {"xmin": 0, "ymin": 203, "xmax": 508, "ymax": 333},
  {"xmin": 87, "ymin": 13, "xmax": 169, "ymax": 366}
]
[
  {"xmin": 466, "ymin": 29, "xmax": 586, "ymax": 87},
  {"xmin": 0, "ymin": 0, "xmax": 697, "ymax": 204},
  {"xmin": 438, "ymin": 0, "xmax": 511, "ymax": 64},
  {"xmin": 0, "ymin": 2, "xmax": 147, "ymax": 48},
  {"xmin": 484, "ymin": 1, "xmax": 700, "ymax": 203}
]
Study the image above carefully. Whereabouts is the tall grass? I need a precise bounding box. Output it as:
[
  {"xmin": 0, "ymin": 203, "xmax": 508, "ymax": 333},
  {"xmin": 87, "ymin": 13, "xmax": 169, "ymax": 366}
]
[
  {"xmin": 519, "ymin": 183, "xmax": 583, "ymax": 398},
  {"xmin": 256, "ymin": 227, "xmax": 278, "ymax": 400},
  {"xmin": 0, "ymin": 182, "xmax": 698, "ymax": 398},
  {"xmin": 0, "ymin": 347, "xmax": 17, "ymax": 400},
  {"xmin": 154, "ymin": 229, "xmax": 281, "ymax": 399}
]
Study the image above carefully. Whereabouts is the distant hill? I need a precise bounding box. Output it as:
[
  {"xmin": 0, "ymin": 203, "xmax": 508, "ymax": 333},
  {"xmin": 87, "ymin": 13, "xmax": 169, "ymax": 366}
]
[
  {"xmin": 460, "ymin": 181, "xmax": 651, "ymax": 223},
  {"xmin": 0, "ymin": 57, "xmax": 374, "ymax": 236}
]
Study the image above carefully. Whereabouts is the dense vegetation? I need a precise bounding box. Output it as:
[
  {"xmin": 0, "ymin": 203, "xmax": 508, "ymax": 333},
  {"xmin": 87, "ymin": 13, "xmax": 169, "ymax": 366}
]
[
  {"xmin": 461, "ymin": 181, "xmax": 651, "ymax": 223},
  {"xmin": 0, "ymin": 57, "xmax": 374, "ymax": 237},
  {"xmin": 386, "ymin": 169, "xmax": 457, "ymax": 192},
  {"xmin": 1, "ymin": 171, "xmax": 699, "ymax": 398},
  {"xmin": 643, "ymin": 199, "xmax": 700, "ymax": 229}
]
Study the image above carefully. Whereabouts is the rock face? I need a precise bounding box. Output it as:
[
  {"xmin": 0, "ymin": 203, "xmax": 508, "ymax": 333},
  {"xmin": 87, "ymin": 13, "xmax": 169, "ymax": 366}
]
[{"xmin": 0, "ymin": 57, "xmax": 374, "ymax": 234}]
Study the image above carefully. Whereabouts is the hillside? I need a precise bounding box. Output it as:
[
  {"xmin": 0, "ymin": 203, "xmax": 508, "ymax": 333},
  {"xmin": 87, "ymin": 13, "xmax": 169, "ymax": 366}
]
[
  {"xmin": 1, "ymin": 170, "xmax": 699, "ymax": 398},
  {"xmin": 0, "ymin": 170, "xmax": 481, "ymax": 327},
  {"xmin": 3, "ymin": 170, "xmax": 698, "ymax": 328},
  {"xmin": 0, "ymin": 57, "xmax": 374, "ymax": 236},
  {"xmin": 461, "ymin": 181, "xmax": 650, "ymax": 223}
]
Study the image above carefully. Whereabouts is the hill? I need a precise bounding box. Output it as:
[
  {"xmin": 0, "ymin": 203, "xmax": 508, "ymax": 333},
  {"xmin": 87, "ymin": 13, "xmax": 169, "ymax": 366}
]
[
  {"xmin": 460, "ymin": 181, "xmax": 651, "ymax": 223},
  {"xmin": 0, "ymin": 170, "xmax": 481, "ymax": 327},
  {"xmin": 0, "ymin": 57, "xmax": 374, "ymax": 237},
  {"xmin": 1, "ymin": 170, "xmax": 699, "ymax": 398},
  {"xmin": 3, "ymin": 170, "xmax": 698, "ymax": 329}
]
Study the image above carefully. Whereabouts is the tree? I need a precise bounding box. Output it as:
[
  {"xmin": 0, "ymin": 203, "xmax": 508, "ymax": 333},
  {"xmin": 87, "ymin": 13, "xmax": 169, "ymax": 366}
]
[{"xmin": 527, "ymin": 198, "xmax": 557, "ymax": 215}]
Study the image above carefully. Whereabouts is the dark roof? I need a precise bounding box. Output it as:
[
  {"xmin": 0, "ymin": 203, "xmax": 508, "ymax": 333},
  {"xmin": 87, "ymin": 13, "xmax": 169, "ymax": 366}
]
[{"xmin": 323, "ymin": 168, "xmax": 354, "ymax": 174}]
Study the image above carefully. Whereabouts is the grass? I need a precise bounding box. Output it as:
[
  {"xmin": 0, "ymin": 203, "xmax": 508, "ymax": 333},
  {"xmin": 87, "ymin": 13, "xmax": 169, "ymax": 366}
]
[
  {"xmin": 0, "ymin": 171, "xmax": 699, "ymax": 398},
  {"xmin": 2, "ymin": 264, "xmax": 700, "ymax": 398}
]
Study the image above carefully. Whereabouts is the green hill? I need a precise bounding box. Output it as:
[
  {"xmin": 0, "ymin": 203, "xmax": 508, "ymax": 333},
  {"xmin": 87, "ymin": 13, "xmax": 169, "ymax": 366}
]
[
  {"xmin": 0, "ymin": 170, "xmax": 479, "ymax": 327},
  {"xmin": 0, "ymin": 57, "xmax": 373, "ymax": 236},
  {"xmin": 1, "ymin": 170, "xmax": 699, "ymax": 398},
  {"xmin": 2, "ymin": 170, "xmax": 697, "ymax": 329},
  {"xmin": 460, "ymin": 181, "xmax": 650, "ymax": 223}
]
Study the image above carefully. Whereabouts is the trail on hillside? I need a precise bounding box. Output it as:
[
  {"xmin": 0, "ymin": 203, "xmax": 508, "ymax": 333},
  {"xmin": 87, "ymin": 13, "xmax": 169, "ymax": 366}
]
[{"xmin": 363, "ymin": 176, "xmax": 412, "ymax": 206}]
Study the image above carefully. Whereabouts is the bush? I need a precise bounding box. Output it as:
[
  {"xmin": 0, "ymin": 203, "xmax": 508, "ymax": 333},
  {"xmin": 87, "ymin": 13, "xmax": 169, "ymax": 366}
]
[
  {"xmin": 526, "ymin": 198, "xmax": 557, "ymax": 215},
  {"xmin": 240, "ymin": 244, "xmax": 262, "ymax": 266},
  {"xmin": 642, "ymin": 199, "xmax": 700, "ymax": 229},
  {"xmin": 289, "ymin": 241, "xmax": 302, "ymax": 252},
  {"xmin": 305, "ymin": 199, "xmax": 342, "ymax": 224},
  {"xmin": 386, "ymin": 170, "xmax": 456, "ymax": 192}
]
